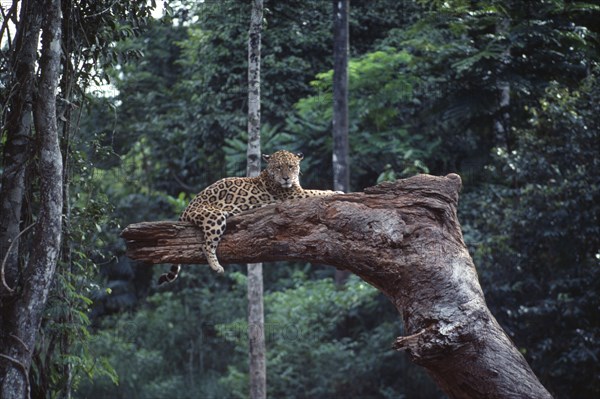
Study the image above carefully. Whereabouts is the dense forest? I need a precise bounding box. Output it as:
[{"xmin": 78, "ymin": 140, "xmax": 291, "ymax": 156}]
[{"xmin": 1, "ymin": 0, "xmax": 599, "ymax": 398}]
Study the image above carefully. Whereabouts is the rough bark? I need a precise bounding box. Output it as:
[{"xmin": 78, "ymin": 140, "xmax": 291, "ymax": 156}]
[
  {"xmin": 122, "ymin": 173, "xmax": 553, "ymax": 399},
  {"xmin": 332, "ymin": 0, "xmax": 351, "ymax": 286},
  {"xmin": 332, "ymin": 0, "xmax": 350, "ymax": 194},
  {"xmin": 246, "ymin": 1, "xmax": 266, "ymax": 399},
  {"xmin": 246, "ymin": 0, "xmax": 262, "ymax": 177},
  {"xmin": 0, "ymin": 1, "xmax": 63, "ymax": 398},
  {"xmin": 0, "ymin": 6, "xmax": 42, "ymax": 387},
  {"xmin": 0, "ymin": 0, "xmax": 42, "ymax": 295}
]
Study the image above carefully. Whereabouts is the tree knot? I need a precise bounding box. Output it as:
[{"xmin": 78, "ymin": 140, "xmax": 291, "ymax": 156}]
[{"xmin": 393, "ymin": 320, "xmax": 470, "ymax": 364}]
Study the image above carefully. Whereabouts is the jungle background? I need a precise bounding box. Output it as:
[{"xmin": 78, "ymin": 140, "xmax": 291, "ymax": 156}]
[{"xmin": 0, "ymin": 0, "xmax": 599, "ymax": 398}]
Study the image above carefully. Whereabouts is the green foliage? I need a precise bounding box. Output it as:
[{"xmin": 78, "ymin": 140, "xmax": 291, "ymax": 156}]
[
  {"xmin": 0, "ymin": 2, "xmax": 163, "ymax": 396},
  {"xmin": 379, "ymin": 0, "xmax": 599, "ymax": 176},
  {"xmin": 462, "ymin": 68, "xmax": 600, "ymax": 398},
  {"xmin": 41, "ymin": 0, "xmax": 600, "ymax": 398},
  {"xmin": 223, "ymin": 123, "xmax": 298, "ymax": 177},
  {"xmin": 88, "ymin": 0, "xmax": 429, "ymax": 197},
  {"xmin": 34, "ymin": 275, "xmax": 119, "ymax": 395},
  {"xmin": 219, "ymin": 273, "xmax": 441, "ymax": 398},
  {"xmin": 78, "ymin": 275, "xmax": 248, "ymax": 398},
  {"xmin": 30, "ymin": 117, "xmax": 130, "ymax": 396},
  {"xmin": 286, "ymin": 49, "xmax": 434, "ymax": 191}
]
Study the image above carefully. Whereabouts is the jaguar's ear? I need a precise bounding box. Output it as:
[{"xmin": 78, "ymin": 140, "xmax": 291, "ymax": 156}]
[
  {"xmin": 296, "ymin": 152, "xmax": 304, "ymax": 161},
  {"xmin": 262, "ymin": 154, "xmax": 271, "ymax": 162}
]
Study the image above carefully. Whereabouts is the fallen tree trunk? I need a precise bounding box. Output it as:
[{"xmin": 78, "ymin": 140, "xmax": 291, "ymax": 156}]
[{"xmin": 121, "ymin": 173, "xmax": 553, "ymax": 399}]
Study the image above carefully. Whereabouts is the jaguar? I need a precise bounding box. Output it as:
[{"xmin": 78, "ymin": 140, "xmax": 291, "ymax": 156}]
[{"xmin": 158, "ymin": 150, "xmax": 340, "ymax": 284}]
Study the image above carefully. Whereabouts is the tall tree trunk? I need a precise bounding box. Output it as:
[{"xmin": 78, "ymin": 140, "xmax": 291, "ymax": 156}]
[
  {"xmin": 122, "ymin": 174, "xmax": 553, "ymax": 399},
  {"xmin": 246, "ymin": 1, "xmax": 266, "ymax": 398},
  {"xmin": 0, "ymin": 1, "xmax": 63, "ymax": 398},
  {"xmin": 332, "ymin": 0, "xmax": 350, "ymax": 285},
  {"xmin": 494, "ymin": 18, "xmax": 511, "ymax": 152},
  {"xmin": 332, "ymin": 0, "xmax": 350, "ymax": 195},
  {"xmin": 0, "ymin": 0, "xmax": 42, "ymax": 296}
]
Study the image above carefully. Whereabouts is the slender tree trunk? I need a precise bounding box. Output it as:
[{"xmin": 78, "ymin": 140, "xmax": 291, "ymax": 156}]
[
  {"xmin": 0, "ymin": 1, "xmax": 63, "ymax": 398},
  {"xmin": 332, "ymin": 0, "xmax": 351, "ymax": 285},
  {"xmin": 122, "ymin": 173, "xmax": 553, "ymax": 399},
  {"xmin": 246, "ymin": 1, "xmax": 266, "ymax": 398},
  {"xmin": 332, "ymin": 0, "xmax": 350, "ymax": 195},
  {"xmin": 494, "ymin": 18, "xmax": 511, "ymax": 152}
]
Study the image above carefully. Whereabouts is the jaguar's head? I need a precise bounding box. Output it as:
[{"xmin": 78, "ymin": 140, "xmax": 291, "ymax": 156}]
[{"xmin": 263, "ymin": 150, "xmax": 303, "ymax": 189}]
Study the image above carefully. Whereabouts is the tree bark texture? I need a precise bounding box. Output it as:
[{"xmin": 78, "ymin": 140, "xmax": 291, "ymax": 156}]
[
  {"xmin": 122, "ymin": 174, "xmax": 553, "ymax": 399},
  {"xmin": 332, "ymin": 0, "xmax": 350, "ymax": 285},
  {"xmin": 246, "ymin": 1, "xmax": 266, "ymax": 399},
  {"xmin": 332, "ymin": 0, "xmax": 350, "ymax": 194},
  {"xmin": 246, "ymin": 0, "xmax": 262, "ymax": 177},
  {"xmin": 0, "ymin": 0, "xmax": 42, "ymax": 295},
  {"xmin": 0, "ymin": 1, "xmax": 63, "ymax": 398},
  {"xmin": 0, "ymin": 4, "xmax": 42, "ymax": 386}
]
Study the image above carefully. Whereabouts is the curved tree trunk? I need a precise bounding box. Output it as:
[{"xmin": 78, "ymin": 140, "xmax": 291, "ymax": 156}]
[{"xmin": 122, "ymin": 173, "xmax": 553, "ymax": 399}]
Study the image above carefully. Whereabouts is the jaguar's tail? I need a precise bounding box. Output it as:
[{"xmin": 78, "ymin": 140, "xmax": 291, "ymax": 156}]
[{"xmin": 158, "ymin": 264, "xmax": 181, "ymax": 285}]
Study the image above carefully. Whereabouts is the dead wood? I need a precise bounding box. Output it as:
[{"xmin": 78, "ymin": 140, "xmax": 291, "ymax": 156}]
[{"xmin": 121, "ymin": 174, "xmax": 553, "ymax": 399}]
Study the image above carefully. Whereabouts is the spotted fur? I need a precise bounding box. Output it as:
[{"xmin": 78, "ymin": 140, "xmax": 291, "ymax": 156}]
[{"xmin": 158, "ymin": 150, "xmax": 340, "ymax": 284}]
